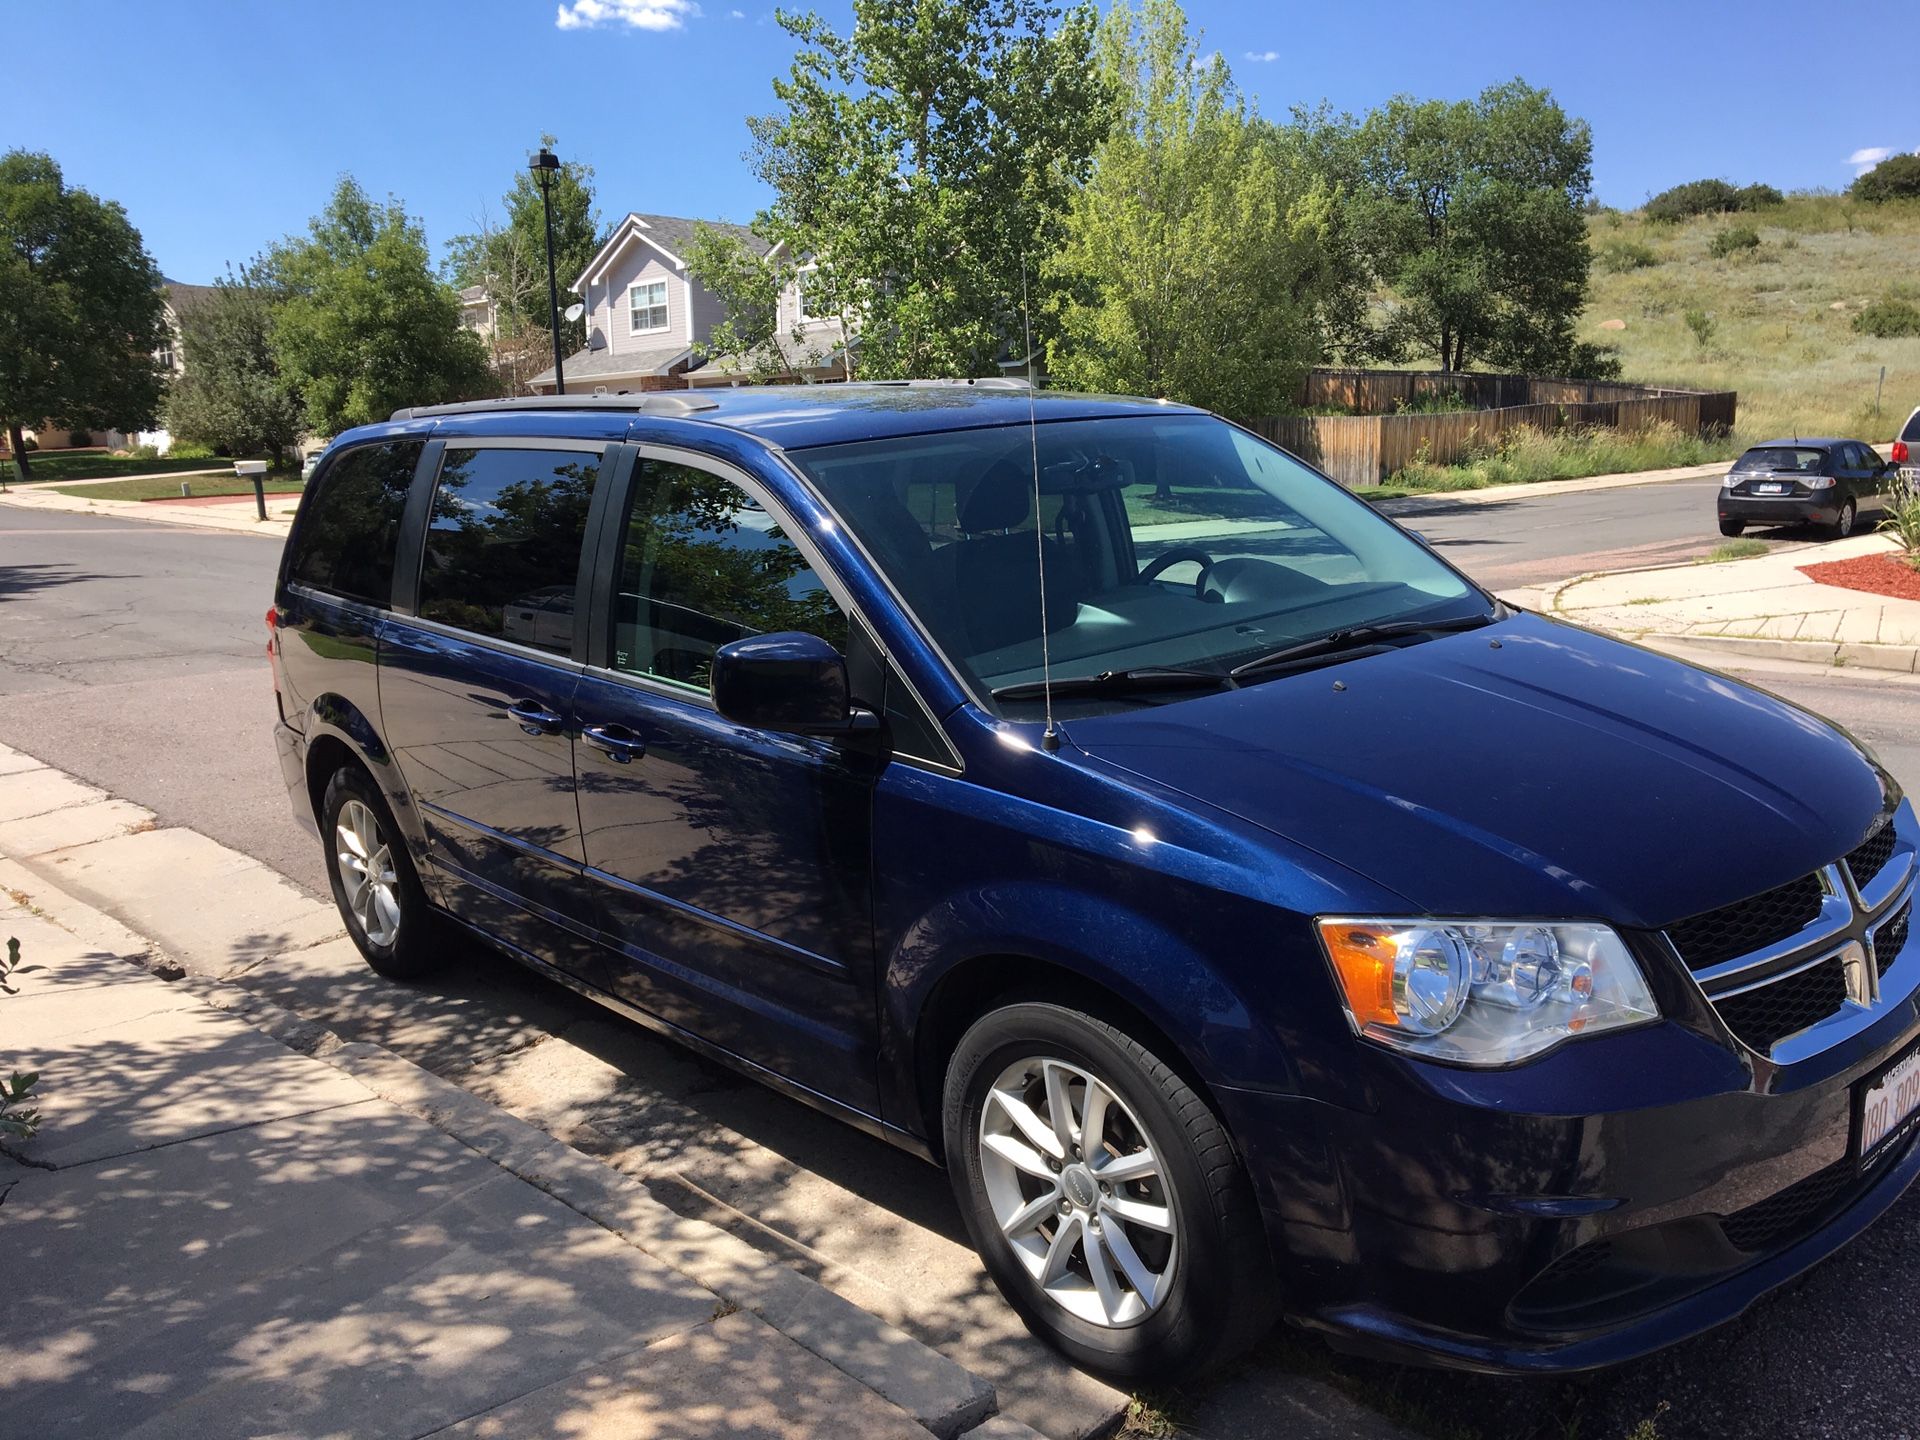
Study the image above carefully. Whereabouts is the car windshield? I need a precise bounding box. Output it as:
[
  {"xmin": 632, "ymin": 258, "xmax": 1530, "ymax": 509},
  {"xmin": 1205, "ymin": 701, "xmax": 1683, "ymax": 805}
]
[
  {"xmin": 787, "ymin": 413, "xmax": 1486, "ymax": 712},
  {"xmin": 1735, "ymin": 447, "xmax": 1828, "ymax": 473}
]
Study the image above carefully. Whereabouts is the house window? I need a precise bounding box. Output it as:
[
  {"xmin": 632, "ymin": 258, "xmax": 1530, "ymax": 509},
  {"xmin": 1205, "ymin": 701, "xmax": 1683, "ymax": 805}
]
[
  {"xmin": 629, "ymin": 280, "xmax": 668, "ymax": 334},
  {"xmin": 795, "ymin": 267, "xmax": 820, "ymax": 322}
]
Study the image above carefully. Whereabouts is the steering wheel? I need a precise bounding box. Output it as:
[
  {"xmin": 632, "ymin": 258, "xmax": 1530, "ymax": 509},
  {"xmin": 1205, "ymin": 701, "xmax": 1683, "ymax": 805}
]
[{"xmin": 1138, "ymin": 546, "xmax": 1217, "ymax": 598}]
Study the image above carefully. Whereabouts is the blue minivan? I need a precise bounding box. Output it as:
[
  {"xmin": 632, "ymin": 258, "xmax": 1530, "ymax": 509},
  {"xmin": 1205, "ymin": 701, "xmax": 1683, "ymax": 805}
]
[{"xmin": 271, "ymin": 385, "xmax": 1917, "ymax": 1382}]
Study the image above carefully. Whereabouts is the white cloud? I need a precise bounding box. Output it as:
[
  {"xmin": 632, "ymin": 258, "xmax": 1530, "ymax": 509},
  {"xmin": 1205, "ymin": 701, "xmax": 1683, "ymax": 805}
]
[
  {"xmin": 1243, "ymin": 49, "xmax": 1279, "ymax": 62},
  {"xmin": 1849, "ymin": 146, "xmax": 1895, "ymax": 175},
  {"xmin": 728, "ymin": 7, "xmax": 744, "ymax": 15},
  {"xmin": 555, "ymin": 0, "xmax": 698, "ymax": 31},
  {"xmin": 1188, "ymin": 49, "xmax": 1219, "ymax": 71}
]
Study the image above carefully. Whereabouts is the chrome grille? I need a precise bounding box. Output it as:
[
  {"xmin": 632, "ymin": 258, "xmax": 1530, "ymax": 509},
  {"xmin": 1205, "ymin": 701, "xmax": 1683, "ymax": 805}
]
[
  {"xmin": 1711, "ymin": 955, "xmax": 1849, "ymax": 1053},
  {"xmin": 1850, "ymin": 823, "xmax": 1899, "ymax": 895},
  {"xmin": 1876, "ymin": 899, "xmax": 1912, "ymax": 979},
  {"xmin": 1666, "ymin": 872, "xmax": 1825, "ymax": 972},
  {"xmin": 1667, "ymin": 828, "xmax": 1914, "ymax": 1061}
]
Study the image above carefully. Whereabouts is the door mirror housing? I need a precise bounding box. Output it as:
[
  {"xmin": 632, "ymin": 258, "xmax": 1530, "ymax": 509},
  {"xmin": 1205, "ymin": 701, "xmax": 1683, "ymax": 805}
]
[{"xmin": 710, "ymin": 632, "xmax": 879, "ymax": 736}]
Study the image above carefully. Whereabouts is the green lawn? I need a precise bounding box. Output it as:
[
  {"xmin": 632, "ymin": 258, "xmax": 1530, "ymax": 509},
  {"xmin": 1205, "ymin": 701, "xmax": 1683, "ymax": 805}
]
[
  {"xmin": 51, "ymin": 475, "xmax": 303, "ymax": 502},
  {"xmin": 6, "ymin": 453, "xmax": 234, "ymax": 483}
]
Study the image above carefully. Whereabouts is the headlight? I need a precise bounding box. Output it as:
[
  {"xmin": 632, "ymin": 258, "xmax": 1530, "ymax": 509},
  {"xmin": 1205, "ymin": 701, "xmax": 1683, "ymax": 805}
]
[{"xmin": 1316, "ymin": 918, "xmax": 1659, "ymax": 1066}]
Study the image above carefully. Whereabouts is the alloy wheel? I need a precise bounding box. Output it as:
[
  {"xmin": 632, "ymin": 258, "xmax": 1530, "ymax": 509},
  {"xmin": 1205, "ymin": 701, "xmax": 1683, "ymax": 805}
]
[
  {"xmin": 1838, "ymin": 502, "xmax": 1856, "ymax": 537},
  {"xmin": 334, "ymin": 798, "xmax": 402, "ymax": 947},
  {"xmin": 977, "ymin": 1055, "xmax": 1179, "ymax": 1328}
]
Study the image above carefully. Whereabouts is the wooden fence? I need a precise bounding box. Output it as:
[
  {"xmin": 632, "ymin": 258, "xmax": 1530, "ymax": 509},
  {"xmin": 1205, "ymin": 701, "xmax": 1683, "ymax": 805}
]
[{"xmin": 1243, "ymin": 370, "xmax": 1738, "ymax": 490}]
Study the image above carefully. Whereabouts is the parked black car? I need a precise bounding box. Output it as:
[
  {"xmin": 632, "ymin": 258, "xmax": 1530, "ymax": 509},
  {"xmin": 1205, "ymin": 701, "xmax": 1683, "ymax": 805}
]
[{"xmin": 1718, "ymin": 438, "xmax": 1893, "ymax": 539}]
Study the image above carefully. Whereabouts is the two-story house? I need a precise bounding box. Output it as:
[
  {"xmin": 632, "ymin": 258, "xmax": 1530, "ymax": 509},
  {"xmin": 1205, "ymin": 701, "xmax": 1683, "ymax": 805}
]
[{"xmin": 527, "ymin": 213, "xmax": 852, "ymax": 394}]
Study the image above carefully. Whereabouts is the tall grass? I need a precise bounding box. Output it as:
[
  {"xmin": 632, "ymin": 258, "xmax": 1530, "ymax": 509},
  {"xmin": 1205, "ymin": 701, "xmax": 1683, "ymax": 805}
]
[
  {"xmin": 1583, "ymin": 194, "xmax": 1920, "ymax": 442},
  {"xmin": 1380, "ymin": 421, "xmax": 1738, "ymax": 494}
]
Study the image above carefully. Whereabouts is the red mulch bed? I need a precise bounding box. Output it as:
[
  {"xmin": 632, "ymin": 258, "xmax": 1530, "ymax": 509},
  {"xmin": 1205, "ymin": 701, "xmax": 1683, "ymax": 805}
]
[{"xmin": 1798, "ymin": 553, "xmax": 1920, "ymax": 602}]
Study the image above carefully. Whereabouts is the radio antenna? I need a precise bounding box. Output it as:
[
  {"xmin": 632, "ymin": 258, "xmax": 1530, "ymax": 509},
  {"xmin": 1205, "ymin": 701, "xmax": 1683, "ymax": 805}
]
[{"xmin": 1021, "ymin": 259, "xmax": 1059, "ymax": 752}]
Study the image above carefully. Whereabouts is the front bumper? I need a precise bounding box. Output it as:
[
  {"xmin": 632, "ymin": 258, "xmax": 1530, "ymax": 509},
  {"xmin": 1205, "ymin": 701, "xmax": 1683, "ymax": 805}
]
[{"xmin": 1218, "ymin": 825, "xmax": 1920, "ymax": 1373}]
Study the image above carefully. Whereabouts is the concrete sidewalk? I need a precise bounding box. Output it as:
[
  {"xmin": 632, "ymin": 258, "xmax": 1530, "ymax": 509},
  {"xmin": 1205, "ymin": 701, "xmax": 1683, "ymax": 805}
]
[
  {"xmin": 0, "ymin": 480, "xmax": 297, "ymax": 536},
  {"xmin": 0, "ymin": 883, "xmax": 1000, "ymax": 1436},
  {"xmin": 1510, "ymin": 532, "xmax": 1920, "ymax": 674}
]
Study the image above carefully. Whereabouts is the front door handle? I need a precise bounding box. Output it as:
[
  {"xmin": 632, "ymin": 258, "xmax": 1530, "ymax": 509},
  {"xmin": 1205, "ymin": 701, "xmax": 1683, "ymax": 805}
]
[
  {"xmin": 583, "ymin": 723, "xmax": 647, "ymax": 763},
  {"xmin": 507, "ymin": 700, "xmax": 564, "ymax": 735}
]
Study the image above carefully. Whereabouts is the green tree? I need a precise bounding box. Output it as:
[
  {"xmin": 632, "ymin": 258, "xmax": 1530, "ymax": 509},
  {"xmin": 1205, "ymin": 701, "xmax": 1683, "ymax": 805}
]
[
  {"xmin": 267, "ymin": 178, "xmax": 489, "ymax": 435},
  {"xmin": 1046, "ymin": 0, "xmax": 1344, "ymax": 415},
  {"xmin": 162, "ymin": 267, "xmax": 305, "ymax": 466},
  {"xmin": 685, "ymin": 223, "xmax": 790, "ymax": 378},
  {"xmin": 0, "ymin": 150, "xmax": 168, "ymax": 478},
  {"xmin": 1349, "ymin": 80, "xmax": 1596, "ymax": 374},
  {"xmin": 1852, "ymin": 153, "xmax": 1920, "ymax": 204},
  {"xmin": 744, "ymin": 0, "xmax": 1111, "ymax": 378},
  {"xmin": 445, "ymin": 136, "xmax": 604, "ymax": 359}
]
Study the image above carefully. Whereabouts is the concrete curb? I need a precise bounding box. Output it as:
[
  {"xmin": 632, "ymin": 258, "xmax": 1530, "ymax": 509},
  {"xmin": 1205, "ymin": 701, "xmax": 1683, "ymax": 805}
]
[
  {"xmin": 0, "ymin": 485, "xmax": 296, "ymax": 537},
  {"xmin": 1, "ymin": 817, "xmax": 1001, "ymax": 1440},
  {"xmin": 1368, "ymin": 460, "xmax": 1730, "ymax": 511},
  {"xmin": 1638, "ymin": 632, "xmax": 1920, "ymax": 674}
]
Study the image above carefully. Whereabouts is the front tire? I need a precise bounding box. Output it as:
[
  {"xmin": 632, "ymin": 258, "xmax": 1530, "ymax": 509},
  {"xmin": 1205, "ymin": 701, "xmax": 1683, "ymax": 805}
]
[
  {"xmin": 942, "ymin": 1002, "xmax": 1275, "ymax": 1382},
  {"xmin": 320, "ymin": 766, "xmax": 439, "ymax": 980}
]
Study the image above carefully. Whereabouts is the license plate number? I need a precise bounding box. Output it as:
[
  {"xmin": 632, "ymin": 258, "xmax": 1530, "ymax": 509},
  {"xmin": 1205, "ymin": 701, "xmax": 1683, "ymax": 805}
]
[
  {"xmin": 1757, "ymin": 482, "xmax": 1786, "ymax": 494},
  {"xmin": 1860, "ymin": 1047, "xmax": 1920, "ymax": 1157}
]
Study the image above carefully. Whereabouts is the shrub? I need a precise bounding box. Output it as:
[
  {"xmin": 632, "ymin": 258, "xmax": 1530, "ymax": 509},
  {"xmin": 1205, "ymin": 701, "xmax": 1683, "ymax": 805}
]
[
  {"xmin": 1852, "ymin": 297, "xmax": 1920, "ymax": 339},
  {"xmin": 1596, "ymin": 238, "xmax": 1658, "ymax": 273},
  {"xmin": 1881, "ymin": 470, "xmax": 1920, "ymax": 556},
  {"xmin": 1851, "ymin": 153, "xmax": 1920, "ymax": 204},
  {"xmin": 1708, "ymin": 225, "xmax": 1761, "ymax": 258},
  {"xmin": 19, "ymin": 436, "xmax": 36, "ymax": 452},
  {"xmin": 1732, "ymin": 183, "xmax": 1784, "ymax": 210},
  {"xmin": 66, "ymin": 429, "xmax": 92, "ymax": 448},
  {"xmin": 167, "ymin": 441, "xmax": 215, "ymax": 460},
  {"xmin": 1684, "ymin": 307, "xmax": 1716, "ymax": 349}
]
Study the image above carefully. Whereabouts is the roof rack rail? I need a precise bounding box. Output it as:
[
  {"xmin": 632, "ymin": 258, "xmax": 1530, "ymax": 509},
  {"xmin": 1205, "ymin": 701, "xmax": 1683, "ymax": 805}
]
[
  {"xmin": 390, "ymin": 392, "xmax": 721, "ymax": 422},
  {"xmin": 856, "ymin": 377, "xmax": 1032, "ymax": 390}
]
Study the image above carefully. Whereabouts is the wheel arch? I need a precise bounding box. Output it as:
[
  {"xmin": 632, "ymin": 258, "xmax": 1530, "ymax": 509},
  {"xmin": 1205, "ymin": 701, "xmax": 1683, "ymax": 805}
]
[{"xmin": 298, "ymin": 697, "xmax": 428, "ymax": 857}]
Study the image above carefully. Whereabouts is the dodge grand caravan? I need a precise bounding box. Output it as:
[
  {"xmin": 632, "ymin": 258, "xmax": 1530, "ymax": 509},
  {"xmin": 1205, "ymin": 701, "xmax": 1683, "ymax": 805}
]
[{"xmin": 271, "ymin": 385, "xmax": 1917, "ymax": 1382}]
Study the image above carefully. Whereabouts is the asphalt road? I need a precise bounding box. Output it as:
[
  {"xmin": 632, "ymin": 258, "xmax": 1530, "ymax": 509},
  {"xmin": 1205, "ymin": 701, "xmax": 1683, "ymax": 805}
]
[
  {"xmin": 1394, "ymin": 474, "xmax": 1883, "ymax": 590},
  {"xmin": 2, "ymin": 488, "xmax": 1918, "ymax": 1440}
]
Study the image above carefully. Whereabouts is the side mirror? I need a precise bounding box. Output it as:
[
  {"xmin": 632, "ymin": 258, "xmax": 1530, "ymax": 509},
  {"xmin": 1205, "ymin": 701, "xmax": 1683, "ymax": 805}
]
[{"xmin": 710, "ymin": 632, "xmax": 879, "ymax": 736}]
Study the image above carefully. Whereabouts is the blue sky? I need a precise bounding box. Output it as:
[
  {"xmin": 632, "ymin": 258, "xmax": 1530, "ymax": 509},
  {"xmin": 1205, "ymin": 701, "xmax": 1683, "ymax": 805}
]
[{"xmin": 3, "ymin": 0, "xmax": 1911, "ymax": 284}]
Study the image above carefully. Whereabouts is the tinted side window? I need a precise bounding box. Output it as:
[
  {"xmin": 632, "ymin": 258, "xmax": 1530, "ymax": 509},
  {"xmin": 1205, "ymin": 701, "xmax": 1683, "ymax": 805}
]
[
  {"xmin": 287, "ymin": 441, "xmax": 422, "ymax": 605},
  {"xmin": 1903, "ymin": 411, "xmax": 1920, "ymax": 443},
  {"xmin": 416, "ymin": 446, "xmax": 600, "ymax": 656},
  {"xmin": 613, "ymin": 459, "xmax": 847, "ymax": 690}
]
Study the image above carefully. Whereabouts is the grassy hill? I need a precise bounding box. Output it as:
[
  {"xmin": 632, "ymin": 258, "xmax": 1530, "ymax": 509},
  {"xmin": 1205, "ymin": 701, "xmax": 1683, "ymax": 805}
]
[{"xmin": 1583, "ymin": 195, "xmax": 1920, "ymax": 443}]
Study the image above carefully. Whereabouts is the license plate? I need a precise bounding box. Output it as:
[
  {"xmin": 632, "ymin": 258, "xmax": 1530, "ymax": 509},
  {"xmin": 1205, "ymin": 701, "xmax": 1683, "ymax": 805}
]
[
  {"xmin": 1859, "ymin": 1046, "xmax": 1920, "ymax": 1158},
  {"xmin": 1757, "ymin": 482, "xmax": 1786, "ymax": 494}
]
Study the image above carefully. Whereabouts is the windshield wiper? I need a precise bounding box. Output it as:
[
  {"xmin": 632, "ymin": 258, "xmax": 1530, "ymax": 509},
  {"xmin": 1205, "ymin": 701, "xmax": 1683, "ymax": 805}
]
[
  {"xmin": 1228, "ymin": 611, "xmax": 1498, "ymax": 681},
  {"xmin": 991, "ymin": 666, "xmax": 1232, "ymax": 701}
]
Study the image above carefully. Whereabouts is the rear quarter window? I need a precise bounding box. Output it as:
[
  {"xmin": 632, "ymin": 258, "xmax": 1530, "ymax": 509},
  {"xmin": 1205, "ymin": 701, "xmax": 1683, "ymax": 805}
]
[
  {"xmin": 1903, "ymin": 410, "xmax": 1920, "ymax": 442},
  {"xmin": 286, "ymin": 441, "xmax": 423, "ymax": 606}
]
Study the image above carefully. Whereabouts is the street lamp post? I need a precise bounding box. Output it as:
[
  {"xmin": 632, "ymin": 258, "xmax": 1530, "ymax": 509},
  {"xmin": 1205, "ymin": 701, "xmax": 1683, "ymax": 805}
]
[{"xmin": 529, "ymin": 146, "xmax": 566, "ymax": 396}]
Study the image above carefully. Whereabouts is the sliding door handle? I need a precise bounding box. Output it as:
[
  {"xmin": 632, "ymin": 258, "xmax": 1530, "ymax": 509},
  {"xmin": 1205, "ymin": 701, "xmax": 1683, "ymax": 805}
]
[
  {"xmin": 583, "ymin": 724, "xmax": 647, "ymax": 763},
  {"xmin": 507, "ymin": 700, "xmax": 564, "ymax": 735}
]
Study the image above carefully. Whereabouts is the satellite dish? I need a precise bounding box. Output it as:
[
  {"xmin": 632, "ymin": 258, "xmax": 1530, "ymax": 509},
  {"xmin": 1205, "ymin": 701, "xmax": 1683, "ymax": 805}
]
[{"xmin": 563, "ymin": 302, "xmax": 586, "ymax": 323}]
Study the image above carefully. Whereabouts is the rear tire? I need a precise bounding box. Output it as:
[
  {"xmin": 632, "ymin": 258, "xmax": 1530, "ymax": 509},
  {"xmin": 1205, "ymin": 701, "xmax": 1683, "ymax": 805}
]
[
  {"xmin": 320, "ymin": 766, "xmax": 440, "ymax": 980},
  {"xmin": 942, "ymin": 1001, "xmax": 1276, "ymax": 1383},
  {"xmin": 1717, "ymin": 518, "xmax": 1744, "ymax": 537},
  {"xmin": 1824, "ymin": 500, "xmax": 1856, "ymax": 540}
]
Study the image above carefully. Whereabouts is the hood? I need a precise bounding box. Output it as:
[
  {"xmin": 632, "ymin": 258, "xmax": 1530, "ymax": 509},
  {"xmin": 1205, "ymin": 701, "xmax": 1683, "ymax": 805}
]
[{"xmin": 1065, "ymin": 614, "xmax": 1892, "ymax": 929}]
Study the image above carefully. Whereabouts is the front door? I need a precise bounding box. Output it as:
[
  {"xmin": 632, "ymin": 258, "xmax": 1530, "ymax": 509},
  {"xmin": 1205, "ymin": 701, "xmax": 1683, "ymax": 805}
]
[
  {"xmin": 378, "ymin": 442, "xmax": 604, "ymax": 963},
  {"xmin": 571, "ymin": 453, "xmax": 881, "ymax": 1111}
]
